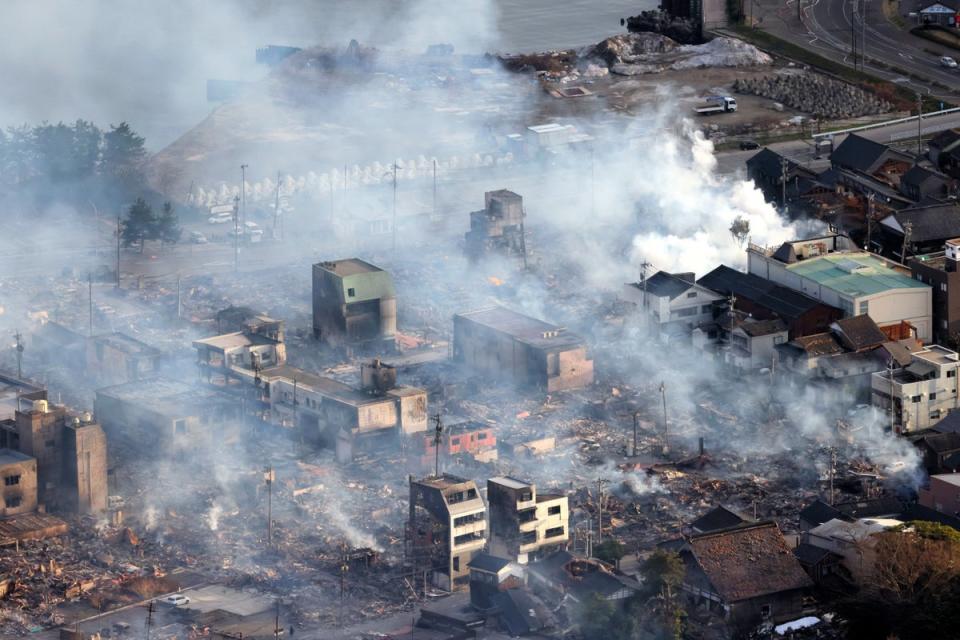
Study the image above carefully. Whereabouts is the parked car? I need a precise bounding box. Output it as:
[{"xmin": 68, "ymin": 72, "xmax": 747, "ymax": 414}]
[
  {"xmin": 162, "ymin": 594, "xmax": 191, "ymax": 606},
  {"xmin": 940, "ymin": 56, "xmax": 958, "ymax": 68},
  {"xmin": 189, "ymin": 231, "xmax": 208, "ymax": 244},
  {"xmin": 739, "ymin": 140, "xmax": 760, "ymax": 150}
]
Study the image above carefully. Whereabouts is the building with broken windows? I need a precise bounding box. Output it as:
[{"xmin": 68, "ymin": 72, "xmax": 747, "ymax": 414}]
[
  {"xmin": 487, "ymin": 476, "xmax": 568, "ymax": 564},
  {"xmin": 86, "ymin": 332, "xmax": 164, "ymax": 386},
  {"xmin": 871, "ymin": 344, "xmax": 960, "ymax": 433},
  {"xmin": 453, "ymin": 306, "xmax": 593, "ymax": 392},
  {"xmin": 407, "ymin": 474, "xmax": 487, "ymax": 591},
  {"xmin": 0, "ymin": 450, "xmax": 37, "ymax": 517},
  {"xmin": 312, "ymin": 259, "xmax": 397, "ymax": 352},
  {"xmin": 464, "ymin": 190, "xmax": 526, "ymax": 264}
]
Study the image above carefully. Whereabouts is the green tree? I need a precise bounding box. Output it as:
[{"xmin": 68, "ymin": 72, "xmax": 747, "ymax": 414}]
[
  {"xmin": 156, "ymin": 201, "xmax": 182, "ymax": 248},
  {"xmin": 101, "ymin": 122, "xmax": 146, "ymax": 180},
  {"xmin": 578, "ymin": 592, "xmax": 617, "ymax": 640},
  {"xmin": 71, "ymin": 119, "xmax": 102, "ymax": 180},
  {"xmin": 594, "ymin": 539, "xmax": 629, "ymax": 568},
  {"xmin": 640, "ymin": 550, "xmax": 685, "ymax": 600},
  {"xmin": 32, "ymin": 121, "xmax": 74, "ymax": 182},
  {"xmin": 121, "ymin": 198, "xmax": 156, "ymax": 253}
]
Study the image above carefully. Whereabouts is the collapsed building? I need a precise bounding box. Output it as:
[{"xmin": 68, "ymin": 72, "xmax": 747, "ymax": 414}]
[
  {"xmin": 312, "ymin": 259, "xmax": 397, "ymax": 352},
  {"xmin": 464, "ymin": 190, "xmax": 527, "ymax": 264},
  {"xmin": 86, "ymin": 332, "xmax": 164, "ymax": 386},
  {"xmin": 407, "ymin": 474, "xmax": 487, "ymax": 591},
  {"xmin": 453, "ymin": 306, "xmax": 594, "ymax": 392}
]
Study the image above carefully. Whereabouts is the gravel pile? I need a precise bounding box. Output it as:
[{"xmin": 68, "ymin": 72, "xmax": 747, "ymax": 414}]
[{"xmin": 733, "ymin": 74, "xmax": 893, "ymax": 118}]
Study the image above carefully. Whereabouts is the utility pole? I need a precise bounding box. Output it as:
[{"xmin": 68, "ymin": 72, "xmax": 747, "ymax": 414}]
[
  {"xmin": 851, "ymin": 10, "xmax": 857, "ymax": 71},
  {"xmin": 917, "ymin": 92, "xmax": 923, "ymax": 157},
  {"xmin": 861, "ymin": 0, "xmax": 866, "ymax": 68},
  {"xmin": 265, "ymin": 465, "xmax": 274, "ymax": 546},
  {"xmin": 901, "ymin": 221, "xmax": 913, "ymax": 264},
  {"xmin": 176, "ymin": 275, "xmax": 182, "ymax": 319},
  {"xmin": 632, "ymin": 410, "xmax": 639, "ymax": 457},
  {"xmin": 146, "ymin": 600, "xmax": 154, "ymax": 640},
  {"xmin": 639, "ymin": 259, "xmax": 652, "ymax": 329},
  {"xmin": 116, "ymin": 213, "xmax": 121, "ymax": 288},
  {"xmin": 274, "ymin": 599, "xmax": 282, "ymax": 640},
  {"xmin": 432, "ymin": 413, "xmax": 443, "ymax": 478},
  {"xmin": 518, "ymin": 204, "xmax": 529, "ymax": 271},
  {"xmin": 780, "ymin": 155, "xmax": 789, "ymax": 210},
  {"xmin": 391, "ymin": 162, "xmax": 398, "ymax": 254},
  {"xmin": 865, "ymin": 192, "xmax": 876, "ymax": 251},
  {"xmin": 659, "ymin": 381, "xmax": 669, "ymax": 455},
  {"xmin": 596, "ymin": 478, "xmax": 608, "ymax": 543},
  {"xmin": 88, "ymin": 273, "xmax": 93, "ymax": 337},
  {"xmin": 339, "ymin": 547, "xmax": 349, "ymax": 626},
  {"xmin": 828, "ymin": 447, "xmax": 837, "ymax": 506},
  {"xmin": 13, "ymin": 330, "xmax": 24, "ymax": 380},
  {"xmin": 240, "ymin": 164, "xmax": 248, "ymax": 227},
  {"xmin": 233, "ymin": 195, "xmax": 240, "ymax": 274},
  {"xmin": 888, "ymin": 358, "xmax": 897, "ymax": 431}
]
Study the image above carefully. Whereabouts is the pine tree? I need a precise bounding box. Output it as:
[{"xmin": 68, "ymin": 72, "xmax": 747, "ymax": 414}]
[
  {"xmin": 156, "ymin": 201, "xmax": 182, "ymax": 248},
  {"xmin": 101, "ymin": 122, "xmax": 146, "ymax": 179},
  {"xmin": 121, "ymin": 198, "xmax": 156, "ymax": 253}
]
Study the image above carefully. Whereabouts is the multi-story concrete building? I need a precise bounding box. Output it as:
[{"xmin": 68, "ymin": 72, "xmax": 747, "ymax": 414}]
[
  {"xmin": 0, "ymin": 450, "xmax": 37, "ymax": 517},
  {"xmin": 919, "ymin": 473, "xmax": 960, "ymax": 516},
  {"xmin": 464, "ymin": 190, "xmax": 526, "ymax": 263},
  {"xmin": 910, "ymin": 238, "xmax": 960, "ymax": 345},
  {"xmin": 193, "ymin": 330, "xmax": 286, "ymax": 388},
  {"xmin": 408, "ymin": 474, "xmax": 487, "ymax": 591},
  {"xmin": 12, "ymin": 399, "xmax": 107, "ymax": 515},
  {"xmin": 487, "ymin": 476, "xmax": 568, "ymax": 564},
  {"xmin": 622, "ymin": 271, "xmax": 724, "ymax": 340},
  {"xmin": 871, "ymin": 344, "xmax": 960, "ymax": 433},
  {"xmin": 748, "ymin": 234, "xmax": 932, "ymax": 341},
  {"xmin": 453, "ymin": 306, "xmax": 593, "ymax": 392},
  {"xmin": 312, "ymin": 259, "xmax": 397, "ymax": 352}
]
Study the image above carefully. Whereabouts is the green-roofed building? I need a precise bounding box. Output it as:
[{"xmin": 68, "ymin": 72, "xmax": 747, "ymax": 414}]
[
  {"xmin": 748, "ymin": 234, "xmax": 932, "ymax": 341},
  {"xmin": 312, "ymin": 259, "xmax": 397, "ymax": 351}
]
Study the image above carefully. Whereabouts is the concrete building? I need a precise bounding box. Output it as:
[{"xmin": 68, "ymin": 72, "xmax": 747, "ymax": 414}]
[
  {"xmin": 13, "ymin": 399, "xmax": 107, "ymax": 515},
  {"xmin": 919, "ymin": 473, "xmax": 960, "ymax": 516},
  {"xmin": 453, "ymin": 307, "xmax": 593, "ymax": 392},
  {"xmin": 622, "ymin": 271, "xmax": 724, "ymax": 340},
  {"xmin": 95, "ymin": 378, "xmax": 242, "ymax": 452},
  {"xmin": 0, "ymin": 450, "xmax": 37, "ymax": 517},
  {"xmin": 464, "ymin": 190, "xmax": 526, "ymax": 264},
  {"xmin": 86, "ymin": 332, "xmax": 164, "ymax": 386},
  {"xmin": 215, "ymin": 307, "xmax": 285, "ymax": 342},
  {"xmin": 871, "ymin": 344, "xmax": 960, "ymax": 433},
  {"xmin": 420, "ymin": 421, "xmax": 498, "ymax": 466},
  {"xmin": 312, "ymin": 259, "xmax": 397, "ymax": 352},
  {"xmin": 910, "ymin": 239, "xmax": 960, "ymax": 344},
  {"xmin": 748, "ymin": 234, "xmax": 932, "ymax": 341},
  {"xmin": 193, "ymin": 330, "xmax": 286, "ymax": 389},
  {"xmin": 408, "ymin": 474, "xmax": 487, "ymax": 591},
  {"xmin": 263, "ymin": 361, "xmax": 428, "ymax": 461},
  {"xmin": 487, "ymin": 477, "xmax": 568, "ymax": 564},
  {"xmin": 693, "ymin": 310, "xmax": 788, "ymax": 371}
]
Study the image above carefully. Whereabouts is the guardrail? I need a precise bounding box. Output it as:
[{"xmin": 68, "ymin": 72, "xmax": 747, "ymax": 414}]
[{"xmin": 811, "ymin": 106, "xmax": 960, "ymax": 139}]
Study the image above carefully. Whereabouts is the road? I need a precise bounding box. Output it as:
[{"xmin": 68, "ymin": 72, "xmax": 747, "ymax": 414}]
[{"xmin": 750, "ymin": 0, "xmax": 960, "ymax": 99}]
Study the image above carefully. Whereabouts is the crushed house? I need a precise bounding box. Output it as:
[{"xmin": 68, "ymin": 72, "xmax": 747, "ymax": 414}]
[
  {"xmin": 748, "ymin": 233, "xmax": 933, "ymax": 341},
  {"xmin": 86, "ymin": 332, "xmax": 164, "ymax": 386},
  {"xmin": 312, "ymin": 259, "xmax": 397, "ymax": 352},
  {"xmin": 464, "ymin": 190, "xmax": 527, "ymax": 264},
  {"xmin": 622, "ymin": 271, "xmax": 724, "ymax": 340},
  {"xmin": 487, "ymin": 477, "xmax": 568, "ymax": 564},
  {"xmin": 94, "ymin": 378, "xmax": 242, "ymax": 452},
  {"xmin": 871, "ymin": 344, "xmax": 960, "ymax": 432},
  {"xmin": 526, "ymin": 550, "xmax": 640, "ymax": 607},
  {"xmin": 678, "ymin": 521, "xmax": 814, "ymax": 627},
  {"xmin": 910, "ymin": 238, "xmax": 960, "ymax": 344},
  {"xmin": 407, "ymin": 474, "xmax": 487, "ymax": 591},
  {"xmin": 193, "ymin": 329, "xmax": 286, "ymax": 390},
  {"xmin": 829, "ymin": 134, "xmax": 916, "ymax": 204},
  {"xmin": 911, "ymin": 429, "xmax": 960, "ymax": 474},
  {"xmin": 697, "ymin": 265, "xmax": 843, "ymax": 339},
  {"xmin": 453, "ymin": 307, "xmax": 594, "ymax": 392}
]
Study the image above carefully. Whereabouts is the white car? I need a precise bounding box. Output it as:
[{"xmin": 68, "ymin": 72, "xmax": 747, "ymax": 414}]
[
  {"xmin": 162, "ymin": 594, "xmax": 190, "ymax": 606},
  {"xmin": 941, "ymin": 56, "xmax": 958, "ymax": 68}
]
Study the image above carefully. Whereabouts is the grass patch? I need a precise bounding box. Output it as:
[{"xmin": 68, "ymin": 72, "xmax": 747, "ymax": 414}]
[
  {"xmin": 728, "ymin": 26, "xmax": 952, "ymax": 112},
  {"xmin": 911, "ymin": 25, "xmax": 960, "ymax": 53}
]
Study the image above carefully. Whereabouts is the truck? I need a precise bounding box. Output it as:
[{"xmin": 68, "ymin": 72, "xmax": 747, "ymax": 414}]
[{"xmin": 693, "ymin": 96, "xmax": 737, "ymax": 116}]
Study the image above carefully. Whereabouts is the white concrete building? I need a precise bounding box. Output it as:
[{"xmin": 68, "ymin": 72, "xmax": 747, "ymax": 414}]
[
  {"xmin": 871, "ymin": 344, "xmax": 960, "ymax": 433},
  {"xmin": 622, "ymin": 271, "xmax": 724, "ymax": 340}
]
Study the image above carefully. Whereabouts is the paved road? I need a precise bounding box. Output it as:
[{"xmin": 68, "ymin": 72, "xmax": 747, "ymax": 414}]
[{"xmin": 751, "ymin": 0, "xmax": 960, "ymax": 98}]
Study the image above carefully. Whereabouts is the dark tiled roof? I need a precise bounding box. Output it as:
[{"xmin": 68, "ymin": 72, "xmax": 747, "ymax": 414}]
[
  {"xmin": 916, "ymin": 432, "xmax": 960, "ymax": 454},
  {"xmin": 688, "ymin": 521, "xmax": 813, "ymax": 602},
  {"xmin": 772, "ymin": 242, "xmax": 799, "ymax": 264},
  {"xmin": 691, "ymin": 506, "xmax": 753, "ymax": 533},
  {"xmin": 643, "ymin": 271, "xmax": 696, "ymax": 299},
  {"xmin": 900, "ymin": 502, "xmax": 960, "ymax": 531},
  {"xmin": 885, "ymin": 203, "xmax": 960, "ymax": 243},
  {"xmin": 468, "ymin": 552, "xmax": 511, "ymax": 573},
  {"xmin": 799, "ymin": 500, "xmax": 842, "ymax": 527},
  {"xmin": 740, "ymin": 318, "xmax": 788, "ymax": 337},
  {"xmin": 831, "ymin": 315, "xmax": 888, "ymax": 351},
  {"xmin": 747, "ymin": 148, "xmax": 817, "ymax": 181},
  {"xmin": 933, "ymin": 411, "xmax": 960, "ymax": 434},
  {"xmin": 832, "ymin": 133, "xmax": 910, "ymax": 173},
  {"xmin": 930, "ymin": 129, "xmax": 960, "ymax": 151},
  {"xmin": 697, "ymin": 265, "xmax": 831, "ymax": 323},
  {"xmin": 491, "ymin": 589, "xmax": 542, "ymax": 636},
  {"xmin": 834, "ymin": 497, "xmax": 904, "ymax": 519},
  {"xmin": 793, "ymin": 542, "xmax": 835, "ymax": 566},
  {"xmin": 901, "ymin": 164, "xmax": 950, "ymax": 190}
]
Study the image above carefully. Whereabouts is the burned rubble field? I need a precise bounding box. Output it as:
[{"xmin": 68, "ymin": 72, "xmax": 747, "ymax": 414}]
[{"xmin": 0, "ymin": 242, "xmax": 891, "ymax": 635}]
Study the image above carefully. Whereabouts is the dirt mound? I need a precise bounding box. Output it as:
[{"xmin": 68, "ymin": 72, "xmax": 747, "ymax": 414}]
[{"xmin": 586, "ymin": 34, "xmax": 771, "ymax": 77}]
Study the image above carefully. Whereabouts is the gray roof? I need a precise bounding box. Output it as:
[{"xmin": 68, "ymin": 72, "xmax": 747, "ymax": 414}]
[{"xmin": 642, "ymin": 271, "xmax": 697, "ymax": 299}]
